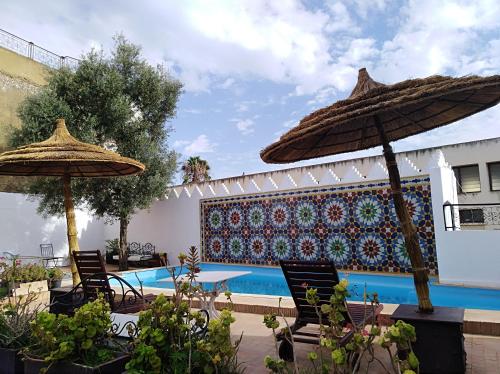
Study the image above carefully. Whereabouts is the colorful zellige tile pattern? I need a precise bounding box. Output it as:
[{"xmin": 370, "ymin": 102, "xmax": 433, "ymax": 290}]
[{"xmin": 200, "ymin": 177, "xmax": 437, "ymax": 274}]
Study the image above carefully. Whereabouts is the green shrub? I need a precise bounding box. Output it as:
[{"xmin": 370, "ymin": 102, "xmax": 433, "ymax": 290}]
[
  {"xmin": 264, "ymin": 279, "xmax": 418, "ymax": 374},
  {"xmin": 126, "ymin": 247, "xmax": 243, "ymax": 374},
  {"xmin": 0, "ymin": 260, "xmax": 48, "ymax": 285},
  {"xmin": 26, "ymin": 294, "xmax": 123, "ymax": 370},
  {"xmin": 105, "ymin": 239, "xmax": 120, "ymax": 254},
  {"xmin": 47, "ymin": 268, "xmax": 64, "ymax": 281}
]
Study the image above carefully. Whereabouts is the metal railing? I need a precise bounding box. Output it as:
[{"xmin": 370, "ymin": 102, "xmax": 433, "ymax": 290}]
[
  {"xmin": 0, "ymin": 28, "xmax": 79, "ymax": 70},
  {"xmin": 443, "ymin": 203, "xmax": 500, "ymax": 230}
]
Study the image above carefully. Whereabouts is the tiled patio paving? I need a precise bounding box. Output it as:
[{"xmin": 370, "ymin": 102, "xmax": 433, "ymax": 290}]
[{"xmin": 231, "ymin": 311, "xmax": 500, "ymax": 374}]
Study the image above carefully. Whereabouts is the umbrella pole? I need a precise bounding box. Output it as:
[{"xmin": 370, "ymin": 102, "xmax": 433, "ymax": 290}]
[
  {"xmin": 375, "ymin": 116, "xmax": 433, "ymax": 313},
  {"xmin": 63, "ymin": 174, "xmax": 80, "ymax": 285}
]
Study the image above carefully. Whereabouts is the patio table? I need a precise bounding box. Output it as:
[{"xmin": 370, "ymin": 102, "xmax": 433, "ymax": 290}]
[{"xmin": 161, "ymin": 271, "xmax": 251, "ymax": 319}]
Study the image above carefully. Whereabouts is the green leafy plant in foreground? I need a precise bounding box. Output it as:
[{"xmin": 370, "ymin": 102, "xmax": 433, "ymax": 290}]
[
  {"xmin": 125, "ymin": 247, "xmax": 244, "ymax": 373},
  {"xmin": 0, "ymin": 292, "xmax": 41, "ymax": 349},
  {"xmin": 26, "ymin": 294, "xmax": 122, "ymax": 371},
  {"xmin": 264, "ymin": 279, "xmax": 418, "ymax": 374}
]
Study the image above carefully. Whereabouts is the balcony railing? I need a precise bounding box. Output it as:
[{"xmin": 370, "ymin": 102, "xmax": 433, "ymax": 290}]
[
  {"xmin": 0, "ymin": 28, "xmax": 79, "ymax": 70},
  {"xmin": 443, "ymin": 203, "xmax": 500, "ymax": 230}
]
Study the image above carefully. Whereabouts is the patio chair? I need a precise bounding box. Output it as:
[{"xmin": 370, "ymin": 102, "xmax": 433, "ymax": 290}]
[
  {"xmin": 40, "ymin": 243, "xmax": 64, "ymax": 267},
  {"xmin": 277, "ymin": 260, "xmax": 383, "ymax": 361},
  {"xmin": 50, "ymin": 250, "xmax": 156, "ymax": 315}
]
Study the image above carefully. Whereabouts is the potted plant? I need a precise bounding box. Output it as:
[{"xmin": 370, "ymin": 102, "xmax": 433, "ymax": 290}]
[
  {"xmin": 126, "ymin": 247, "xmax": 244, "ymax": 374},
  {"xmin": 23, "ymin": 294, "xmax": 129, "ymax": 373},
  {"xmin": 0, "ymin": 292, "xmax": 40, "ymax": 374},
  {"xmin": 0, "ymin": 259, "xmax": 49, "ymax": 295},
  {"xmin": 263, "ymin": 280, "xmax": 419, "ymax": 374},
  {"xmin": 47, "ymin": 268, "xmax": 65, "ymax": 289},
  {"xmin": 104, "ymin": 239, "xmax": 119, "ymax": 265}
]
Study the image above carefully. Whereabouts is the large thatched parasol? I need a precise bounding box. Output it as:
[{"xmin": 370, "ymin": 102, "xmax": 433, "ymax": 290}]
[
  {"xmin": 0, "ymin": 119, "xmax": 145, "ymax": 284},
  {"xmin": 261, "ymin": 69, "xmax": 500, "ymax": 313}
]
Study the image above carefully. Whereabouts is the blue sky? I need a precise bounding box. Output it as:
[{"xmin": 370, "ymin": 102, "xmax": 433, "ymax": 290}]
[{"xmin": 2, "ymin": 1, "xmax": 500, "ymax": 184}]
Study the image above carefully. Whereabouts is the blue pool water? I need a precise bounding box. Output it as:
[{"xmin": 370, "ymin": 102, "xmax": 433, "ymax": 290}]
[{"xmin": 120, "ymin": 263, "xmax": 500, "ymax": 311}]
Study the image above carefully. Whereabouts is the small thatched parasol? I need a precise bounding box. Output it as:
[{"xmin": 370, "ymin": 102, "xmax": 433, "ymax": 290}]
[
  {"xmin": 262, "ymin": 69, "xmax": 500, "ymax": 313},
  {"xmin": 0, "ymin": 119, "xmax": 145, "ymax": 284}
]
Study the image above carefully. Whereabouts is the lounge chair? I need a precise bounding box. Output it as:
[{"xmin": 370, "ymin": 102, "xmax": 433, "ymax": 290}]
[
  {"xmin": 277, "ymin": 260, "xmax": 383, "ymax": 361},
  {"xmin": 50, "ymin": 250, "xmax": 156, "ymax": 315}
]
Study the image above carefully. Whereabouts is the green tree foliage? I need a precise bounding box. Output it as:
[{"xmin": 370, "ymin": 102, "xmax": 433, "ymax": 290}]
[
  {"xmin": 11, "ymin": 36, "xmax": 182, "ymax": 270},
  {"xmin": 181, "ymin": 156, "xmax": 211, "ymax": 184}
]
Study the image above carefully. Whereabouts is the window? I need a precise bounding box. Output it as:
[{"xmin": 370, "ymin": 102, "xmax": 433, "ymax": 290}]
[
  {"xmin": 488, "ymin": 162, "xmax": 500, "ymax": 191},
  {"xmin": 459, "ymin": 209, "xmax": 484, "ymax": 224},
  {"xmin": 452, "ymin": 165, "xmax": 480, "ymax": 193}
]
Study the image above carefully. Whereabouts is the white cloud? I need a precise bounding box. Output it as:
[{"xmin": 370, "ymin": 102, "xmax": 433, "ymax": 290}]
[
  {"xmin": 233, "ymin": 118, "xmax": 255, "ymax": 135},
  {"xmin": 236, "ymin": 103, "xmax": 249, "ymax": 112},
  {"xmin": 174, "ymin": 135, "xmax": 217, "ymax": 155},
  {"xmin": 218, "ymin": 78, "xmax": 235, "ymax": 89},
  {"xmin": 182, "ymin": 108, "xmax": 201, "ymax": 114},
  {"xmin": 374, "ymin": 0, "xmax": 500, "ymax": 82},
  {"xmin": 282, "ymin": 119, "xmax": 297, "ymax": 128},
  {"xmin": 0, "ymin": 0, "xmax": 372, "ymax": 94}
]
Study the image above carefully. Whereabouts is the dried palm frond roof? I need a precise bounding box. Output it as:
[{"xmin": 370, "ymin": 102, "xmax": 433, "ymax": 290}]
[
  {"xmin": 0, "ymin": 119, "xmax": 145, "ymax": 177},
  {"xmin": 261, "ymin": 68, "xmax": 500, "ymax": 163}
]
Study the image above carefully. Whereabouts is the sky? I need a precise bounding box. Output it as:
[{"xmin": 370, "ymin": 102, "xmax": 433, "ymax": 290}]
[{"xmin": 1, "ymin": 0, "xmax": 500, "ymax": 184}]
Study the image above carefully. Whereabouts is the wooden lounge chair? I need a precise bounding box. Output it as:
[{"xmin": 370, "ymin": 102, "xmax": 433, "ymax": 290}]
[
  {"xmin": 50, "ymin": 250, "xmax": 156, "ymax": 315},
  {"xmin": 73, "ymin": 250, "xmax": 157, "ymax": 313},
  {"xmin": 277, "ymin": 260, "xmax": 383, "ymax": 361}
]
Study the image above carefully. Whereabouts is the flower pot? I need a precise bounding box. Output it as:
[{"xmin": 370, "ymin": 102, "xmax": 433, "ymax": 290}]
[
  {"xmin": 0, "ymin": 347, "xmax": 23, "ymax": 374},
  {"xmin": 48, "ymin": 279, "xmax": 62, "ymax": 289},
  {"xmin": 391, "ymin": 304, "xmax": 466, "ymax": 374},
  {"xmin": 24, "ymin": 354, "xmax": 129, "ymax": 374}
]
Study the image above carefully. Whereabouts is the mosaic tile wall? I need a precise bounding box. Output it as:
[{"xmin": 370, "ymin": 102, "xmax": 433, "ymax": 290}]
[{"xmin": 200, "ymin": 177, "xmax": 437, "ymax": 275}]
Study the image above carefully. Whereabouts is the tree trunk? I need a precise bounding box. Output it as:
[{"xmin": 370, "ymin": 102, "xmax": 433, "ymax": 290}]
[
  {"xmin": 375, "ymin": 116, "xmax": 433, "ymax": 313},
  {"xmin": 62, "ymin": 174, "xmax": 80, "ymax": 286},
  {"xmin": 119, "ymin": 216, "xmax": 129, "ymax": 271}
]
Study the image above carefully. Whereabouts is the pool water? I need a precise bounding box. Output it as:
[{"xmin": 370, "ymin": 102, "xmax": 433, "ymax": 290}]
[{"xmin": 120, "ymin": 263, "xmax": 500, "ymax": 311}]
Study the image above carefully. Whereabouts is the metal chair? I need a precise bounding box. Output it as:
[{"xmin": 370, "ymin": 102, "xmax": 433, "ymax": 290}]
[{"xmin": 40, "ymin": 244, "xmax": 63, "ymax": 267}]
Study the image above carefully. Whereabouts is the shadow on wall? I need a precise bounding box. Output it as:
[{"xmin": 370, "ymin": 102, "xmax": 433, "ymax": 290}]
[{"xmin": 0, "ymin": 192, "xmax": 106, "ymax": 262}]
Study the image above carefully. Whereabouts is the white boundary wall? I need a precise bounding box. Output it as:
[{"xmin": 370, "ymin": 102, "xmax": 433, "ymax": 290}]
[
  {"xmin": 127, "ymin": 150, "xmax": 437, "ymax": 266},
  {"xmin": 0, "ymin": 192, "xmax": 105, "ymax": 262},
  {"xmin": 1, "ymin": 144, "xmax": 500, "ymax": 288}
]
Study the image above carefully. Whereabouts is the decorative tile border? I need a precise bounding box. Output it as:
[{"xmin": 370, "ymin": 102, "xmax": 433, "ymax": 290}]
[{"xmin": 200, "ymin": 177, "xmax": 437, "ymax": 275}]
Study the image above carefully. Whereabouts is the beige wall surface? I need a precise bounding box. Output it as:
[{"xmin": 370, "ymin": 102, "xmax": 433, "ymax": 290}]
[
  {"xmin": 0, "ymin": 47, "xmax": 47, "ymax": 149},
  {"xmin": 0, "ymin": 47, "xmax": 48, "ymax": 191}
]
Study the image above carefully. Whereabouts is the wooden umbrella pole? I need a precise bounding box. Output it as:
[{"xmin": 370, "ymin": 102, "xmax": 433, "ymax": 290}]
[
  {"xmin": 63, "ymin": 174, "xmax": 81, "ymax": 285},
  {"xmin": 374, "ymin": 116, "xmax": 433, "ymax": 313}
]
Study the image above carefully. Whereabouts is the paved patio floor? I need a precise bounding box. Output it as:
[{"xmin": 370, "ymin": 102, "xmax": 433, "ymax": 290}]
[{"xmin": 231, "ymin": 311, "xmax": 500, "ymax": 374}]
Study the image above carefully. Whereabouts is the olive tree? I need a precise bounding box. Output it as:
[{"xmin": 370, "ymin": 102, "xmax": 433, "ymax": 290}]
[{"xmin": 12, "ymin": 36, "xmax": 181, "ymax": 270}]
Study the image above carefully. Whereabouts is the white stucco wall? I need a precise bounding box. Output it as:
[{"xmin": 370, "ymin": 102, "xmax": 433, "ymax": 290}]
[
  {"xmin": 2, "ymin": 137, "xmax": 500, "ymax": 288},
  {"xmin": 428, "ymin": 152, "xmax": 500, "ymax": 288},
  {"xmin": 437, "ymin": 230, "xmax": 500, "ymax": 288},
  {"xmin": 0, "ymin": 192, "xmax": 106, "ymax": 262}
]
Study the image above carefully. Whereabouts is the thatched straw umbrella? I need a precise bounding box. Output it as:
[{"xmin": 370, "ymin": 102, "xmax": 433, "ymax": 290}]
[
  {"xmin": 0, "ymin": 119, "xmax": 145, "ymax": 284},
  {"xmin": 261, "ymin": 69, "xmax": 500, "ymax": 313}
]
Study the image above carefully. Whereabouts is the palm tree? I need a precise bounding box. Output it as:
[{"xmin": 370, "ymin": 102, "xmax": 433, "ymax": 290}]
[{"xmin": 181, "ymin": 156, "xmax": 211, "ymax": 184}]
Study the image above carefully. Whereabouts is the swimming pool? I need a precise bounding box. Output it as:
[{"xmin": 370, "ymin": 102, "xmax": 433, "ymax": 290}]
[{"xmin": 120, "ymin": 263, "xmax": 500, "ymax": 311}]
